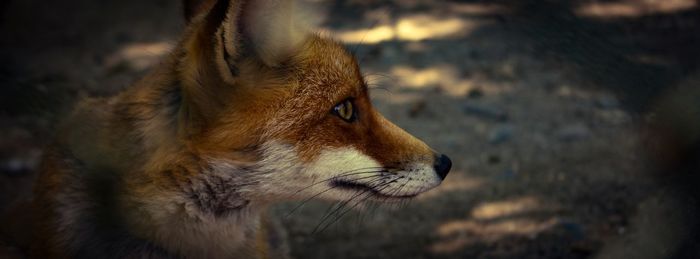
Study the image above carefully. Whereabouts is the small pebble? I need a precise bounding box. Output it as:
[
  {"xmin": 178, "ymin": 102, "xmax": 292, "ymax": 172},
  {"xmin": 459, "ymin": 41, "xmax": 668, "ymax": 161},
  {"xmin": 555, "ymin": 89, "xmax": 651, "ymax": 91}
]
[
  {"xmin": 408, "ymin": 100, "xmax": 427, "ymax": 118},
  {"xmin": 487, "ymin": 155, "xmax": 501, "ymax": 164},
  {"xmin": 570, "ymin": 240, "xmax": 597, "ymax": 255},
  {"xmin": 463, "ymin": 102, "xmax": 508, "ymax": 122},
  {"xmin": 466, "ymin": 88, "xmax": 484, "ymax": 99},
  {"xmin": 489, "ymin": 124, "xmax": 513, "ymax": 144},
  {"xmin": 556, "ymin": 124, "xmax": 591, "ymax": 142},
  {"xmin": 497, "ymin": 168, "xmax": 517, "ymax": 180},
  {"xmin": 558, "ymin": 220, "xmax": 585, "ymax": 240},
  {"xmin": 595, "ymin": 95, "xmax": 620, "ymax": 110}
]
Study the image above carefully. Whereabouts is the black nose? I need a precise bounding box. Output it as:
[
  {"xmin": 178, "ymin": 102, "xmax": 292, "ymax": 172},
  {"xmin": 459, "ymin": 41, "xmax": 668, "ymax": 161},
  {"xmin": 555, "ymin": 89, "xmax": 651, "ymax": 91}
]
[{"xmin": 433, "ymin": 154, "xmax": 452, "ymax": 180}]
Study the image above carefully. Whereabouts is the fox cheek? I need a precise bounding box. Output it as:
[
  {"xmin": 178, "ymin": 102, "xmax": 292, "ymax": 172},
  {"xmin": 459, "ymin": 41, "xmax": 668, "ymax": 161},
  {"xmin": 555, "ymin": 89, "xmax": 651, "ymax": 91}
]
[{"xmin": 305, "ymin": 147, "xmax": 382, "ymax": 176}]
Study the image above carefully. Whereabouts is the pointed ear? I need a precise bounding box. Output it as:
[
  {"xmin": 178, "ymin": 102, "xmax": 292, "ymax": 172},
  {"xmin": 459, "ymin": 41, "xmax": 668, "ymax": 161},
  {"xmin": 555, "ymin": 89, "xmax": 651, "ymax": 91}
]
[
  {"xmin": 241, "ymin": 0, "xmax": 317, "ymax": 66},
  {"xmin": 177, "ymin": 0, "xmax": 315, "ymax": 135},
  {"xmin": 181, "ymin": 0, "xmax": 316, "ymax": 82},
  {"xmin": 178, "ymin": 0, "xmax": 239, "ymax": 136}
]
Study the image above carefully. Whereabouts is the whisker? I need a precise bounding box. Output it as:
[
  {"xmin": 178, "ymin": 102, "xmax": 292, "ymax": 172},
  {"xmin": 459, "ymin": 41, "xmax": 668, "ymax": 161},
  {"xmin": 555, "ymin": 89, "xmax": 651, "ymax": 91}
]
[
  {"xmin": 284, "ymin": 174, "xmax": 387, "ymax": 218},
  {"xmin": 317, "ymin": 181, "xmax": 396, "ymax": 233},
  {"xmin": 358, "ymin": 175, "xmax": 408, "ymax": 221},
  {"xmin": 314, "ymin": 177, "xmax": 390, "ymax": 227},
  {"xmin": 386, "ymin": 177, "xmax": 411, "ymax": 211},
  {"xmin": 351, "ymin": 14, "xmax": 383, "ymax": 65},
  {"xmin": 287, "ymin": 169, "xmax": 391, "ymax": 198},
  {"xmin": 296, "ymin": 166, "xmax": 393, "ymax": 187},
  {"xmin": 315, "ymin": 192, "xmax": 373, "ymax": 233},
  {"xmin": 312, "ymin": 178, "xmax": 394, "ymax": 233}
]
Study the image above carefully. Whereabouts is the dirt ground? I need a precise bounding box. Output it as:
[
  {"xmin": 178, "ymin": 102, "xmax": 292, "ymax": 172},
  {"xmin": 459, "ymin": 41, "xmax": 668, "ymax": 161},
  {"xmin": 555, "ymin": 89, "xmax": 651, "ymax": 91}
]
[{"xmin": 1, "ymin": 0, "xmax": 699, "ymax": 258}]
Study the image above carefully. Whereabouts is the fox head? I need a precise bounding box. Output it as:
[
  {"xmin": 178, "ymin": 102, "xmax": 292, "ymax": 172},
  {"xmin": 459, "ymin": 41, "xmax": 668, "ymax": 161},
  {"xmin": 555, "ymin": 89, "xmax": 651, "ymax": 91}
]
[{"xmin": 160, "ymin": 0, "xmax": 451, "ymax": 215}]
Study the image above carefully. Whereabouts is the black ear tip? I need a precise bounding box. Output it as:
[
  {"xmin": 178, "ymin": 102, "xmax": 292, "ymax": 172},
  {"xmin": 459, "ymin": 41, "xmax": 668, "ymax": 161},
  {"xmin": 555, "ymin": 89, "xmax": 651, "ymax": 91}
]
[
  {"xmin": 183, "ymin": 0, "xmax": 225, "ymax": 24},
  {"xmin": 434, "ymin": 154, "xmax": 452, "ymax": 180},
  {"xmin": 184, "ymin": 0, "xmax": 212, "ymax": 23}
]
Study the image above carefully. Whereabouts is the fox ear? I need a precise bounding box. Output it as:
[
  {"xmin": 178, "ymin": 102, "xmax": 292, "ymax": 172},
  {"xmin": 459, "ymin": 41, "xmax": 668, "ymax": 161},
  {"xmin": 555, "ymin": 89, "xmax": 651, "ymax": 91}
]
[
  {"xmin": 177, "ymin": 0, "xmax": 237, "ymax": 136},
  {"xmin": 182, "ymin": 0, "xmax": 314, "ymax": 79},
  {"xmin": 178, "ymin": 0, "xmax": 314, "ymax": 135},
  {"xmin": 241, "ymin": 0, "xmax": 315, "ymax": 66}
]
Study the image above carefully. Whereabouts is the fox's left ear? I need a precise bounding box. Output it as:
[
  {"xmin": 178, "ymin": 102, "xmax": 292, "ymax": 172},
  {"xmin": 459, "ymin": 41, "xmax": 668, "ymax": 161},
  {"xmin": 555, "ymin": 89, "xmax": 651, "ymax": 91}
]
[
  {"xmin": 178, "ymin": 0, "xmax": 315, "ymax": 134},
  {"xmin": 181, "ymin": 0, "xmax": 314, "ymax": 77}
]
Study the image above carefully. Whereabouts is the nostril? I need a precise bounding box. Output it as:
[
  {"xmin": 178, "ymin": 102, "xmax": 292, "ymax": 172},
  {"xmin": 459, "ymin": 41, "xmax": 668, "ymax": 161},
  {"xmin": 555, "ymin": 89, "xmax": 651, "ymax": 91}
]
[{"xmin": 434, "ymin": 154, "xmax": 452, "ymax": 180}]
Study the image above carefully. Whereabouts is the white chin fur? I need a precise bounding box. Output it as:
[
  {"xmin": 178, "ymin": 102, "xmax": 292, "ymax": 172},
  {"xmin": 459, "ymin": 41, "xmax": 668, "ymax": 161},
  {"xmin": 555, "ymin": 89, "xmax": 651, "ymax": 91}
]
[{"xmin": 255, "ymin": 141, "xmax": 442, "ymax": 201}]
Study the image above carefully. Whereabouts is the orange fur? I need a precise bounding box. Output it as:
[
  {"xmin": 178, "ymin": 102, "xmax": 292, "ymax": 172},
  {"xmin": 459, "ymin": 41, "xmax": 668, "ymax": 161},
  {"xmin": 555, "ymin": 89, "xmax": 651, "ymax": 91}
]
[{"xmin": 29, "ymin": 0, "xmax": 450, "ymax": 258}]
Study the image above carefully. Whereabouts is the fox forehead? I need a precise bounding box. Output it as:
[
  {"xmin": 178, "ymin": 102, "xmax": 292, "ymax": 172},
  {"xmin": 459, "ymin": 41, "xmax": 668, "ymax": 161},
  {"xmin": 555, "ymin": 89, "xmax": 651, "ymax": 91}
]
[
  {"xmin": 232, "ymin": 36, "xmax": 364, "ymax": 111},
  {"xmin": 258, "ymin": 36, "xmax": 370, "ymax": 145},
  {"xmin": 291, "ymin": 36, "xmax": 366, "ymax": 103},
  {"xmin": 198, "ymin": 35, "xmax": 366, "ymax": 150}
]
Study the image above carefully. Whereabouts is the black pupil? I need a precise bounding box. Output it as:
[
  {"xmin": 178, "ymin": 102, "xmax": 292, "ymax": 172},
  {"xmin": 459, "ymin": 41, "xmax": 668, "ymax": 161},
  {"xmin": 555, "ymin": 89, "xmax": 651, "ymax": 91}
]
[{"xmin": 336, "ymin": 100, "xmax": 354, "ymax": 121}]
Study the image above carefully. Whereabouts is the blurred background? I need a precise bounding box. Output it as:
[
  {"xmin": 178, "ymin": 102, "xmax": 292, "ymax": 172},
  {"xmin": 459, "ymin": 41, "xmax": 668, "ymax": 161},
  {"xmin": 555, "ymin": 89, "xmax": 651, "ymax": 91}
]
[{"xmin": 1, "ymin": 0, "xmax": 699, "ymax": 258}]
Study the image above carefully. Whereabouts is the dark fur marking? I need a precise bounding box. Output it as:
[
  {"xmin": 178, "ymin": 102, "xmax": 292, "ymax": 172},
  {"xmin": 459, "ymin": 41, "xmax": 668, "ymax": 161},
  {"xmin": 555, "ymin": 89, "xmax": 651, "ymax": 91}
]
[
  {"xmin": 220, "ymin": 30, "xmax": 240, "ymax": 77},
  {"xmin": 196, "ymin": 173, "xmax": 250, "ymax": 217},
  {"xmin": 174, "ymin": 161, "xmax": 251, "ymax": 218}
]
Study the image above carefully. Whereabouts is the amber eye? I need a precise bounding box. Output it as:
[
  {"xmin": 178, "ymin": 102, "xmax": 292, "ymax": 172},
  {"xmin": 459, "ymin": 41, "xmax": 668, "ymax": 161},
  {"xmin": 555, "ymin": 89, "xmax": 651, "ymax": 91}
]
[{"xmin": 332, "ymin": 99, "xmax": 356, "ymax": 122}]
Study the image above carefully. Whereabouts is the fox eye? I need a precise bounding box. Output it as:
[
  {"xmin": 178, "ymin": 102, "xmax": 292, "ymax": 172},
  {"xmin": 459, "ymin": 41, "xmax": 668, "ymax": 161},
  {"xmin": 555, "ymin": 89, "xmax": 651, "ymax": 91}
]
[{"xmin": 332, "ymin": 99, "xmax": 356, "ymax": 122}]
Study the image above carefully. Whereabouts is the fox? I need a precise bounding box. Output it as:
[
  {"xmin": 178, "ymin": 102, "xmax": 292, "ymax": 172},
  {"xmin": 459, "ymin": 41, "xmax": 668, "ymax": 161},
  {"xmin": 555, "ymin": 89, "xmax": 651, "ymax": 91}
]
[{"xmin": 24, "ymin": 0, "xmax": 452, "ymax": 258}]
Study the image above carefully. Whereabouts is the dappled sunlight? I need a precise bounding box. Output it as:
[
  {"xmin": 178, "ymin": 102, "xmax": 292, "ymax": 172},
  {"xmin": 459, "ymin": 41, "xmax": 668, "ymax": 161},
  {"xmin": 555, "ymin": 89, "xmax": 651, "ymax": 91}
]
[
  {"xmin": 626, "ymin": 54, "xmax": 673, "ymax": 66},
  {"xmin": 430, "ymin": 218, "xmax": 559, "ymax": 253},
  {"xmin": 369, "ymin": 90, "xmax": 424, "ymax": 105},
  {"xmin": 332, "ymin": 15, "xmax": 483, "ymax": 43},
  {"xmin": 332, "ymin": 25, "xmax": 395, "ymax": 44},
  {"xmin": 387, "ymin": 65, "xmax": 513, "ymax": 96},
  {"xmin": 555, "ymin": 84, "xmax": 596, "ymax": 99},
  {"xmin": 429, "ymin": 196, "xmax": 559, "ymax": 254},
  {"xmin": 576, "ymin": 0, "xmax": 697, "ymax": 18},
  {"xmin": 418, "ymin": 172, "xmax": 487, "ymax": 200},
  {"xmin": 449, "ymin": 2, "xmax": 510, "ymax": 16},
  {"xmin": 1, "ymin": 0, "xmax": 695, "ymax": 257},
  {"xmin": 471, "ymin": 197, "xmax": 541, "ymax": 220},
  {"xmin": 107, "ymin": 42, "xmax": 173, "ymax": 70},
  {"xmin": 395, "ymin": 15, "xmax": 478, "ymax": 41},
  {"xmin": 391, "ymin": 65, "xmax": 461, "ymax": 89}
]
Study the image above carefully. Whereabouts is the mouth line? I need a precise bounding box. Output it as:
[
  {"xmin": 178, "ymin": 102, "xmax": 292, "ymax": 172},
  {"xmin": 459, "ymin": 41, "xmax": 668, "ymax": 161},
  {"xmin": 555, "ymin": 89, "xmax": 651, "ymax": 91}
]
[{"xmin": 330, "ymin": 180, "xmax": 418, "ymax": 199}]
